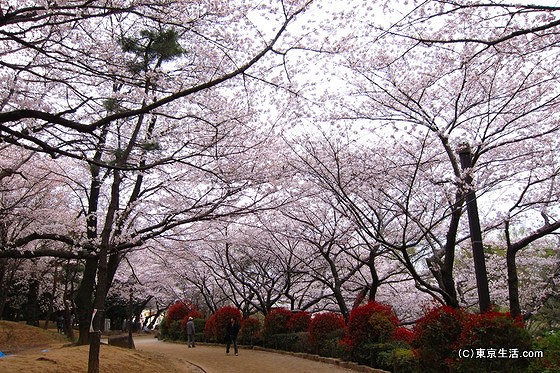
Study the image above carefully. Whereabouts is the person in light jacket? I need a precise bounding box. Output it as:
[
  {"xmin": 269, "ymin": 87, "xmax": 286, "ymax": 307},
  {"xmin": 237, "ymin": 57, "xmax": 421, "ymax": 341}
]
[{"xmin": 186, "ymin": 317, "xmax": 196, "ymax": 348}]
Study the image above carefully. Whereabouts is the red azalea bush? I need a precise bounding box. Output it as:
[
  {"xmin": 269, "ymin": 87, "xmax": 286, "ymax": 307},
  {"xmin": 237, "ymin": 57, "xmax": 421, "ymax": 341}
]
[
  {"xmin": 180, "ymin": 309, "xmax": 204, "ymax": 332},
  {"xmin": 288, "ymin": 311, "xmax": 311, "ymax": 332},
  {"xmin": 308, "ymin": 312, "xmax": 345, "ymax": 349},
  {"xmin": 239, "ymin": 316, "xmax": 262, "ymax": 345},
  {"xmin": 345, "ymin": 301, "xmax": 399, "ymax": 346},
  {"xmin": 203, "ymin": 306, "xmax": 242, "ymax": 342},
  {"xmin": 203, "ymin": 313, "xmax": 217, "ymax": 341},
  {"xmin": 412, "ymin": 305, "xmax": 466, "ymax": 372},
  {"xmin": 451, "ymin": 311, "xmax": 532, "ymax": 373},
  {"xmin": 343, "ymin": 301, "xmax": 400, "ymax": 364},
  {"xmin": 413, "ymin": 306, "xmax": 532, "ymax": 373},
  {"xmin": 165, "ymin": 301, "xmax": 199, "ymax": 327},
  {"xmin": 456, "ymin": 311, "xmax": 528, "ymax": 347},
  {"xmin": 394, "ymin": 326, "xmax": 414, "ymax": 344},
  {"xmin": 263, "ymin": 308, "xmax": 293, "ymax": 337}
]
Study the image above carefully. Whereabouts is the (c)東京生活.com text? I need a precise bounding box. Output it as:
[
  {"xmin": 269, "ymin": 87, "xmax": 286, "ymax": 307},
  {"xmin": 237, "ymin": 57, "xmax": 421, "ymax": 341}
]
[{"xmin": 458, "ymin": 348, "xmax": 543, "ymax": 359}]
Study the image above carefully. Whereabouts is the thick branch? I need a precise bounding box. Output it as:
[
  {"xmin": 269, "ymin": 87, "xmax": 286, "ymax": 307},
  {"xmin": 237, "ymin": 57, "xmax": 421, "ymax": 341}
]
[{"xmin": 0, "ymin": 248, "xmax": 96, "ymax": 259}]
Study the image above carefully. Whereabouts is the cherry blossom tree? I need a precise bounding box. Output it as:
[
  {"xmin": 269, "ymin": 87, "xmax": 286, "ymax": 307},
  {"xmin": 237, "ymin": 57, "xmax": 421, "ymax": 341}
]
[
  {"xmin": 280, "ymin": 197, "xmax": 373, "ymax": 319},
  {"xmin": 325, "ymin": 0, "xmax": 560, "ymax": 316},
  {"xmin": 1, "ymin": 1, "xmax": 323, "ymax": 372},
  {"xmin": 287, "ymin": 129, "xmax": 464, "ymax": 306}
]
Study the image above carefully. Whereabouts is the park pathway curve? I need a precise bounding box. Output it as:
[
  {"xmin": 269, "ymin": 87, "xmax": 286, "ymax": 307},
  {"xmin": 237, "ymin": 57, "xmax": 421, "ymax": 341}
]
[{"xmin": 134, "ymin": 335, "xmax": 361, "ymax": 373}]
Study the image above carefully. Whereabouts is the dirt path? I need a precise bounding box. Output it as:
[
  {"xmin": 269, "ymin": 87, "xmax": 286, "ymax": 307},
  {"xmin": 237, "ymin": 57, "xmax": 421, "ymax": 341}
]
[{"xmin": 134, "ymin": 336, "xmax": 359, "ymax": 373}]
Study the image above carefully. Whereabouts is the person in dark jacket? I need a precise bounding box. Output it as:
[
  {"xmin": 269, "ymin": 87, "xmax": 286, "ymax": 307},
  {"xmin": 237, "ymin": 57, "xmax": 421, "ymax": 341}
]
[{"xmin": 225, "ymin": 317, "xmax": 240, "ymax": 356}]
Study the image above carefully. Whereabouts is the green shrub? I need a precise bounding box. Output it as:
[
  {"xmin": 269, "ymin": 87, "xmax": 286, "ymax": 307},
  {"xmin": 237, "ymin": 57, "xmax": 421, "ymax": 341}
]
[
  {"xmin": 158, "ymin": 317, "xmax": 167, "ymax": 339},
  {"xmin": 167, "ymin": 320, "xmax": 183, "ymax": 340},
  {"xmin": 529, "ymin": 331, "xmax": 560, "ymax": 373},
  {"xmin": 180, "ymin": 315, "xmax": 205, "ymax": 338},
  {"xmin": 377, "ymin": 346, "xmax": 421, "ymax": 373},
  {"xmin": 317, "ymin": 328, "xmax": 346, "ymax": 358},
  {"xmin": 264, "ymin": 332, "xmax": 306, "ymax": 351}
]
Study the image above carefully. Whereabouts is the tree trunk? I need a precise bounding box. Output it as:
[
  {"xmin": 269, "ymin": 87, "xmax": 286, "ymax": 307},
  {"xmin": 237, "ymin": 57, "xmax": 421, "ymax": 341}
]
[
  {"xmin": 87, "ymin": 251, "xmax": 109, "ymax": 373},
  {"xmin": 75, "ymin": 258, "xmax": 98, "ymax": 345},
  {"xmin": 0, "ymin": 259, "xmax": 7, "ymax": 319},
  {"xmin": 427, "ymin": 191, "xmax": 462, "ymax": 308},
  {"xmin": 507, "ymin": 247, "xmax": 522, "ymax": 318},
  {"xmin": 368, "ymin": 250, "xmax": 380, "ymax": 301},
  {"xmin": 24, "ymin": 278, "xmax": 40, "ymax": 326},
  {"xmin": 44, "ymin": 264, "xmax": 59, "ymax": 330},
  {"xmin": 87, "ymin": 330, "xmax": 102, "ymax": 373},
  {"xmin": 88, "ymin": 168, "xmax": 122, "ymax": 373}
]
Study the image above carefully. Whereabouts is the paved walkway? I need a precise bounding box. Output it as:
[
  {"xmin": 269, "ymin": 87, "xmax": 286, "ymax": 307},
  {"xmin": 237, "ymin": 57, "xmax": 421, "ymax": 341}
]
[{"xmin": 134, "ymin": 336, "xmax": 361, "ymax": 373}]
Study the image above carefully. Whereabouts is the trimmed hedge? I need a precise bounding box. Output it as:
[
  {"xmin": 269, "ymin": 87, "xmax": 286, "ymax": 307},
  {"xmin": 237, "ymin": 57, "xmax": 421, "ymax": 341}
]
[
  {"xmin": 263, "ymin": 308, "xmax": 293, "ymax": 337},
  {"xmin": 308, "ymin": 312, "xmax": 345, "ymax": 355},
  {"xmin": 412, "ymin": 305, "xmax": 465, "ymax": 372},
  {"xmin": 288, "ymin": 311, "xmax": 311, "ymax": 332},
  {"xmin": 159, "ymin": 301, "xmax": 539, "ymax": 373},
  {"xmin": 413, "ymin": 306, "xmax": 532, "ymax": 373},
  {"xmin": 204, "ymin": 306, "xmax": 241, "ymax": 343},
  {"xmin": 239, "ymin": 317, "xmax": 262, "ymax": 345},
  {"xmin": 343, "ymin": 301, "xmax": 400, "ymax": 365}
]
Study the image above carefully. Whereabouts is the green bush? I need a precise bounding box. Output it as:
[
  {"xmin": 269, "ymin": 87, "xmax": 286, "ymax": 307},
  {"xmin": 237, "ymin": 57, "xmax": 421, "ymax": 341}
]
[
  {"xmin": 528, "ymin": 331, "xmax": 560, "ymax": 373},
  {"xmin": 180, "ymin": 316, "xmax": 205, "ymax": 339},
  {"xmin": 167, "ymin": 320, "xmax": 183, "ymax": 341},
  {"xmin": 377, "ymin": 346, "xmax": 421, "ymax": 373},
  {"xmin": 317, "ymin": 328, "xmax": 346, "ymax": 358},
  {"xmin": 157, "ymin": 318, "xmax": 167, "ymax": 339},
  {"xmin": 264, "ymin": 332, "xmax": 307, "ymax": 351}
]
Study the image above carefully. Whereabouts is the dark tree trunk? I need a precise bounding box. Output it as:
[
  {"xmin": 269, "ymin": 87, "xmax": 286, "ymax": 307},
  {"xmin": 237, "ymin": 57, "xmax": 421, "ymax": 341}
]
[
  {"xmin": 368, "ymin": 250, "xmax": 380, "ymax": 301},
  {"xmin": 0, "ymin": 259, "xmax": 8, "ymax": 319},
  {"xmin": 24, "ymin": 278, "xmax": 40, "ymax": 326},
  {"xmin": 507, "ymin": 247, "xmax": 521, "ymax": 318},
  {"xmin": 43, "ymin": 264, "xmax": 59, "ymax": 330},
  {"xmin": 75, "ymin": 258, "xmax": 98, "ymax": 345}
]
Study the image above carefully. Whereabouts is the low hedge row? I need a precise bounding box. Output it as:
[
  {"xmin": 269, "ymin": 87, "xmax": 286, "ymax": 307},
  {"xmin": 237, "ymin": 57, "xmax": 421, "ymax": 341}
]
[{"xmin": 158, "ymin": 302, "xmax": 559, "ymax": 373}]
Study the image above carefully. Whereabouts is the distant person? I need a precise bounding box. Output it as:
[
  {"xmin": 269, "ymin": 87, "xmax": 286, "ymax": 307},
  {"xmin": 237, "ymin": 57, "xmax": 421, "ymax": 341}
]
[
  {"xmin": 225, "ymin": 317, "xmax": 239, "ymax": 356},
  {"xmin": 56, "ymin": 315, "xmax": 64, "ymax": 334},
  {"xmin": 186, "ymin": 317, "xmax": 196, "ymax": 348}
]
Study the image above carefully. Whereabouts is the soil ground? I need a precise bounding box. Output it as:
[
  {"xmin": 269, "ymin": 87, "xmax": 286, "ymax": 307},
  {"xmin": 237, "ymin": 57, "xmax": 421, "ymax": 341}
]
[
  {"xmin": 136, "ymin": 337, "xmax": 359, "ymax": 373},
  {"xmin": 0, "ymin": 321, "xmax": 379, "ymax": 373}
]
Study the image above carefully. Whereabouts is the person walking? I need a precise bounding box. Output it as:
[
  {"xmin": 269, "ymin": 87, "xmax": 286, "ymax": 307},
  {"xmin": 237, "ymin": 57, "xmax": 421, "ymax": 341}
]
[
  {"xmin": 225, "ymin": 317, "xmax": 239, "ymax": 356},
  {"xmin": 186, "ymin": 317, "xmax": 196, "ymax": 348},
  {"xmin": 56, "ymin": 314, "xmax": 65, "ymax": 334}
]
